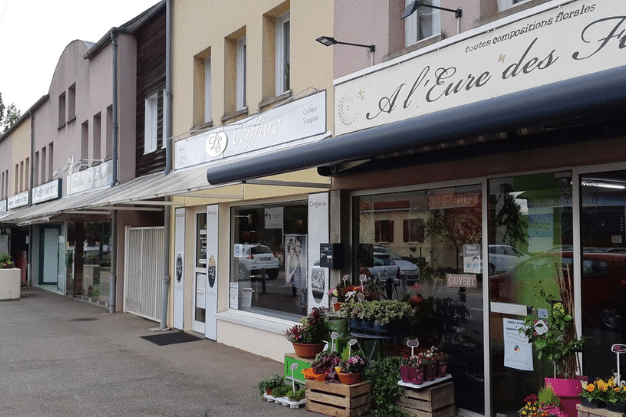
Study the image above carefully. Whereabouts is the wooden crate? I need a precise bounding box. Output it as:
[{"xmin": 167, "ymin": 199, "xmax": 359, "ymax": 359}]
[
  {"xmin": 578, "ymin": 404, "xmax": 625, "ymax": 417},
  {"xmin": 397, "ymin": 381, "xmax": 455, "ymax": 417},
  {"xmin": 306, "ymin": 379, "xmax": 371, "ymax": 417}
]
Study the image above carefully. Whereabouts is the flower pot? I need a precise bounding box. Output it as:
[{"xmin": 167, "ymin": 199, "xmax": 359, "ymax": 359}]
[
  {"xmin": 338, "ymin": 372, "xmax": 362, "ymax": 385},
  {"xmin": 333, "ymin": 302, "xmax": 343, "ymax": 312},
  {"xmin": 327, "ymin": 318, "xmax": 348, "ymax": 337},
  {"xmin": 400, "ymin": 365, "xmax": 425, "ymax": 385},
  {"xmin": 581, "ymin": 398, "xmax": 606, "ymax": 409},
  {"xmin": 437, "ymin": 361, "xmax": 448, "ymax": 378},
  {"xmin": 545, "ymin": 378, "xmax": 582, "ymax": 417},
  {"xmin": 361, "ymin": 320, "xmax": 375, "ymax": 335},
  {"xmin": 374, "ymin": 322, "xmax": 392, "ymax": 337},
  {"xmin": 425, "ymin": 362, "xmax": 438, "ymax": 381},
  {"xmin": 292, "ymin": 342, "xmax": 325, "ymax": 359},
  {"xmin": 349, "ymin": 319, "xmax": 363, "ymax": 333},
  {"xmin": 606, "ymin": 402, "xmax": 625, "ymax": 413}
]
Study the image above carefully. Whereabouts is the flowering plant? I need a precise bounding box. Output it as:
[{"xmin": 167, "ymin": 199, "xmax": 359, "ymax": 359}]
[
  {"xmin": 520, "ymin": 301, "xmax": 587, "ymax": 379},
  {"xmin": 400, "ymin": 355, "xmax": 422, "ymax": 368},
  {"xmin": 581, "ymin": 377, "xmax": 626, "ymax": 403},
  {"xmin": 329, "ymin": 285, "xmax": 363, "ymax": 303},
  {"xmin": 311, "ymin": 350, "xmax": 342, "ymax": 381},
  {"xmin": 283, "ymin": 307, "xmax": 328, "ymax": 344},
  {"xmin": 0, "ymin": 253, "xmax": 14, "ymax": 269},
  {"xmin": 340, "ymin": 355, "xmax": 367, "ymax": 374},
  {"xmin": 518, "ymin": 392, "xmax": 568, "ymax": 417}
]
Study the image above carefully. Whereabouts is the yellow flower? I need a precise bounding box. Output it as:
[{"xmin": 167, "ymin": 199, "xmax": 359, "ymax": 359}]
[
  {"xmin": 587, "ymin": 384, "xmax": 596, "ymax": 392},
  {"xmin": 598, "ymin": 380, "xmax": 609, "ymax": 391}
]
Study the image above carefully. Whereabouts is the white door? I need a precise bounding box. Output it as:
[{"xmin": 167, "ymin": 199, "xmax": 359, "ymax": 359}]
[
  {"xmin": 41, "ymin": 226, "xmax": 60, "ymax": 285},
  {"xmin": 192, "ymin": 209, "xmax": 207, "ymax": 334},
  {"xmin": 205, "ymin": 205, "xmax": 218, "ymax": 340},
  {"xmin": 173, "ymin": 208, "xmax": 185, "ymax": 330}
]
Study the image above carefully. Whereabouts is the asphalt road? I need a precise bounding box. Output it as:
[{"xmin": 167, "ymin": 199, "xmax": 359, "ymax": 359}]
[{"xmin": 0, "ymin": 287, "xmax": 311, "ymax": 417}]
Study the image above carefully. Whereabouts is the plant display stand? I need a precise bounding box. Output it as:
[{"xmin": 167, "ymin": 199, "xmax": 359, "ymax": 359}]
[
  {"xmin": 306, "ymin": 379, "xmax": 371, "ymax": 417},
  {"xmin": 263, "ymin": 393, "xmax": 306, "ymax": 409},
  {"xmin": 284, "ymin": 353, "xmax": 314, "ymax": 384},
  {"xmin": 577, "ymin": 404, "xmax": 625, "ymax": 417},
  {"xmin": 396, "ymin": 380, "xmax": 455, "ymax": 417}
]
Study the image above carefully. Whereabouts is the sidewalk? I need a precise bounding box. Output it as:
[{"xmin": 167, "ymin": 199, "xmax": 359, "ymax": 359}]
[{"xmin": 0, "ymin": 287, "xmax": 311, "ymax": 417}]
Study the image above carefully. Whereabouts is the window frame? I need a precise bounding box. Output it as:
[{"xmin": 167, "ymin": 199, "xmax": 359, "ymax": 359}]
[
  {"xmin": 275, "ymin": 12, "xmax": 290, "ymax": 96},
  {"xmin": 204, "ymin": 57, "xmax": 212, "ymax": 124},
  {"xmin": 144, "ymin": 92, "xmax": 159, "ymax": 154},
  {"xmin": 497, "ymin": 0, "xmax": 530, "ymax": 11},
  {"xmin": 236, "ymin": 36, "xmax": 247, "ymax": 111},
  {"xmin": 404, "ymin": 0, "xmax": 441, "ymax": 47}
]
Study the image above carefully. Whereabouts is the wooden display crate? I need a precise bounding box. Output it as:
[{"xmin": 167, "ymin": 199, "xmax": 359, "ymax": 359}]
[
  {"xmin": 397, "ymin": 381, "xmax": 455, "ymax": 417},
  {"xmin": 306, "ymin": 379, "xmax": 371, "ymax": 417},
  {"xmin": 578, "ymin": 404, "xmax": 625, "ymax": 417}
]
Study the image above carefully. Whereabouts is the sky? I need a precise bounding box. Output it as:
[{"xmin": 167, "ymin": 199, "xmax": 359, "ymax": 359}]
[{"xmin": 0, "ymin": 0, "xmax": 160, "ymax": 113}]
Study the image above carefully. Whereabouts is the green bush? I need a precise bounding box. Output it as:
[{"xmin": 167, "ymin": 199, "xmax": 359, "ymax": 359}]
[{"xmin": 364, "ymin": 356, "xmax": 407, "ymax": 417}]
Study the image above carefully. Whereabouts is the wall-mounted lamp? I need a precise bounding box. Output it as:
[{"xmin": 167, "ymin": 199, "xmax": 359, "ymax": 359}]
[
  {"xmin": 402, "ymin": 1, "xmax": 462, "ymax": 19},
  {"xmin": 316, "ymin": 36, "xmax": 375, "ymax": 53}
]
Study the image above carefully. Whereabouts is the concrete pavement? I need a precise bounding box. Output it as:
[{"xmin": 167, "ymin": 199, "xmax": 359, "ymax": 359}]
[{"xmin": 0, "ymin": 287, "xmax": 311, "ymax": 417}]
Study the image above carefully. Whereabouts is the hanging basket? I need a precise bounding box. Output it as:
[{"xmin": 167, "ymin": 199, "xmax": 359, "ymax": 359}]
[
  {"xmin": 292, "ymin": 342, "xmax": 325, "ymax": 358},
  {"xmin": 338, "ymin": 372, "xmax": 362, "ymax": 385}
]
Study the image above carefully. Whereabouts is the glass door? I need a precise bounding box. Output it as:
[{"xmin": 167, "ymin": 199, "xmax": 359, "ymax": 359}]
[
  {"xmin": 192, "ymin": 210, "xmax": 207, "ymax": 333},
  {"xmin": 487, "ymin": 172, "xmax": 572, "ymax": 416}
]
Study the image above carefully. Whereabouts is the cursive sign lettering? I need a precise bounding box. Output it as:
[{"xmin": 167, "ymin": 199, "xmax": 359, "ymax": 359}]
[{"xmin": 573, "ymin": 15, "xmax": 626, "ymax": 60}]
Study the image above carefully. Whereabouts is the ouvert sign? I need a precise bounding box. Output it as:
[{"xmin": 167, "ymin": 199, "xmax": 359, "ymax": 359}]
[
  {"xmin": 334, "ymin": 0, "xmax": 624, "ymax": 136},
  {"xmin": 175, "ymin": 91, "xmax": 327, "ymax": 170}
]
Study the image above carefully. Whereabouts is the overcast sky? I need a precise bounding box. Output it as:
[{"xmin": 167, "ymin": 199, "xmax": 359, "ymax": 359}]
[{"xmin": 0, "ymin": 0, "xmax": 160, "ymax": 113}]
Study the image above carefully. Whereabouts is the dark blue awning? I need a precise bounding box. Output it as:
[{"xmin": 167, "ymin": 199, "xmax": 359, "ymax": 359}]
[{"xmin": 207, "ymin": 66, "xmax": 626, "ymax": 185}]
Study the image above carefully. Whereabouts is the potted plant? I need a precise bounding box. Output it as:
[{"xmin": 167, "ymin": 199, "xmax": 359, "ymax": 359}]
[
  {"xmin": 284, "ymin": 307, "xmax": 328, "ymax": 358},
  {"xmin": 256, "ymin": 373, "xmax": 286, "ymax": 398},
  {"xmin": 0, "ymin": 253, "xmax": 20, "ymax": 300},
  {"xmin": 399, "ymin": 354, "xmax": 425, "ymax": 385},
  {"xmin": 580, "ymin": 378, "xmax": 608, "ymax": 409},
  {"xmin": 0, "ymin": 253, "xmax": 15, "ymax": 269},
  {"xmin": 336, "ymin": 354, "xmax": 366, "ymax": 385},
  {"xmin": 309, "ymin": 350, "xmax": 342, "ymax": 382},
  {"xmin": 605, "ymin": 377, "xmax": 626, "ymax": 413}
]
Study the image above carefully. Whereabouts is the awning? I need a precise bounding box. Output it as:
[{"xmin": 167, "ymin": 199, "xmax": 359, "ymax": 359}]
[{"xmin": 205, "ymin": 66, "xmax": 626, "ymax": 185}]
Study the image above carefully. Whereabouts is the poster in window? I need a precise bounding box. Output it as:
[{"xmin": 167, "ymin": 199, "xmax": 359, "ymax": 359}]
[
  {"xmin": 285, "ymin": 234, "xmax": 307, "ymax": 308},
  {"xmin": 503, "ymin": 318, "xmax": 533, "ymax": 371}
]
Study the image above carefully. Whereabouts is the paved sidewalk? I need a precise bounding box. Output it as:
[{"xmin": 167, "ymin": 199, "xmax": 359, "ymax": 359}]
[{"xmin": 0, "ymin": 287, "xmax": 311, "ymax": 417}]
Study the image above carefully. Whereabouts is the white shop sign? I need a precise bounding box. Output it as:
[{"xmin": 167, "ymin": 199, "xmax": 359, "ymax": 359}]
[
  {"xmin": 67, "ymin": 160, "xmax": 113, "ymax": 195},
  {"xmin": 32, "ymin": 179, "xmax": 62, "ymax": 204},
  {"xmin": 0, "ymin": 199, "xmax": 6, "ymax": 213},
  {"xmin": 8, "ymin": 191, "xmax": 28, "ymax": 210},
  {"xmin": 335, "ymin": 1, "xmax": 622, "ymax": 136},
  {"xmin": 175, "ymin": 91, "xmax": 327, "ymax": 169}
]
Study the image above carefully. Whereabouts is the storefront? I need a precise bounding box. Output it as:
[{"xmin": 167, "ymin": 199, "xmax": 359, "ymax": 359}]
[{"xmin": 204, "ymin": 1, "xmax": 626, "ymax": 415}]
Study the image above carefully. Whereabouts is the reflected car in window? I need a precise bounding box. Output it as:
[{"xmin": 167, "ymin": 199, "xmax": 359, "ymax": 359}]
[
  {"xmin": 488, "ymin": 244, "xmax": 529, "ymax": 275},
  {"xmin": 234, "ymin": 244, "xmax": 279, "ymax": 280},
  {"xmin": 373, "ymin": 246, "xmax": 420, "ymax": 279}
]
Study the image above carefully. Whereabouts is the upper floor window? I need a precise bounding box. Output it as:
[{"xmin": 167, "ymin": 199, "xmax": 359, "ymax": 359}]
[
  {"xmin": 204, "ymin": 57, "xmax": 212, "ymax": 124},
  {"xmin": 405, "ymin": 0, "xmax": 441, "ymax": 47},
  {"xmin": 236, "ymin": 36, "xmax": 247, "ymax": 110},
  {"xmin": 498, "ymin": 0, "xmax": 530, "ymax": 11},
  {"xmin": 144, "ymin": 92, "xmax": 159, "ymax": 154},
  {"xmin": 275, "ymin": 12, "xmax": 290, "ymax": 95},
  {"xmin": 58, "ymin": 92, "xmax": 66, "ymax": 128},
  {"xmin": 68, "ymin": 83, "xmax": 76, "ymax": 122}
]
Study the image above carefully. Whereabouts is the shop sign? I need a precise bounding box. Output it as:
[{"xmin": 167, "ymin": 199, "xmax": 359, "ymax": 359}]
[
  {"xmin": 8, "ymin": 191, "xmax": 28, "ymax": 210},
  {"xmin": 429, "ymin": 191, "xmax": 480, "ymax": 209},
  {"xmin": 0, "ymin": 199, "xmax": 6, "ymax": 213},
  {"xmin": 32, "ymin": 178, "xmax": 62, "ymax": 204},
  {"xmin": 446, "ymin": 274, "xmax": 477, "ymax": 288},
  {"xmin": 67, "ymin": 160, "xmax": 113, "ymax": 195},
  {"xmin": 175, "ymin": 91, "xmax": 327, "ymax": 169},
  {"xmin": 335, "ymin": 0, "xmax": 623, "ymax": 136},
  {"xmin": 264, "ymin": 207, "xmax": 283, "ymax": 229}
]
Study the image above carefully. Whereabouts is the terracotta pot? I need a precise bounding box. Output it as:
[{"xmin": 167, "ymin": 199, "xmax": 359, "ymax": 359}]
[
  {"xmin": 292, "ymin": 342, "xmax": 325, "ymax": 358},
  {"xmin": 338, "ymin": 372, "xmax": 362, "ymax": 385}
]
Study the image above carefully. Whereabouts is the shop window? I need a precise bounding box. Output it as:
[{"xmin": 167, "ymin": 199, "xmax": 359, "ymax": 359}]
[
  {"xmin": 275, "ymin": 12, "xmax": 290, "ymax": 95},
  {"xmin": 230, "ymin": 201, "xmax": 308, "ymax": 320},
  {"xmin": 374, "ymin": 220, "xmax": 394, "ymax": 242},
  {"xmin": 405, "ymin": 0, "xmax": 441, "ymax": 47},
  {"xmin": 355, "ymin": 185, "xmax": 484, "ymax": 414},
  {"xmin": 67, "ymin": 221, "xmax": 111, "ymax": 300}
]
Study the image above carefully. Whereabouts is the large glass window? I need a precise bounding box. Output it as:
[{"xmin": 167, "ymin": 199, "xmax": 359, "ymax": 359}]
[
  {"xmin": 580, "ymin": 170, "xmax": 626, "ymax": 379},
  {"xmin": 230, "ymin": 201, "xmax": 308, "ymax": 319},
  {"xmin": 355, "ymin": 185, "xmax": 484, "ymax": 414},
  {"xmin": 488, "ymin": 172, "xmax": 572, "ymax": 415}
]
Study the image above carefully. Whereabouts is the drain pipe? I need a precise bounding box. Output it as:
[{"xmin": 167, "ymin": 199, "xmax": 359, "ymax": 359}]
[
  {"xmin": 109, "ymin": 29, "xmax": 119, "ymax": 314},
  {"xmin": 160, "ymin": 0, "xmax": 173, "ymax": 329}
]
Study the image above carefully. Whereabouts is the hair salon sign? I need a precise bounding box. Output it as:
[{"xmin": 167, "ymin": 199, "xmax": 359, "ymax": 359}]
[
  {"xmin": 175, "ymin": 91, "xmax": 326, "ymax": 170},
  {"xmin": 335, "ymin": 0, "xmax": 623, "ymax": 136}
]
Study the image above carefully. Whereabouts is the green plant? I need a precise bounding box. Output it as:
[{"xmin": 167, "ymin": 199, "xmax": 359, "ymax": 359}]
[
  {"xmin": 364, "ymin": 356, "xmax": 407, "ymax": 417},
  {"xmin": 0, "ymin": 253, "xmax": 14, "ymax": 269},
  {"xmin": 311, "ymin": 350, "xmax": 342, "ymax": 380},
  {"xmin": 256, "ymin": 373, "xmax": 285, "ymax": 396},
  {"xmin": 287, "ymin": 387, "xmax": 305, "ymax": 401},
  {"xmin": 271, "ymin": 385, "xmax": 291, "ymax": 398},
  {"xmin": 537, "ymin": 385, "xmax": 560, "ymax": 407},
  {"xmin": 284, "ymin": 307, "xmax": 328, "ymax": 344}
]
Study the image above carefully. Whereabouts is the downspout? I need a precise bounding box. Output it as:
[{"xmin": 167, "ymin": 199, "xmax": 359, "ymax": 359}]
[
  {"xmin": 28, "ymin": 110, "xmax": 34, "ymax": 287},
  {"xmin": 109, "ymin": 29, "xmax": 119, "ymax": 314},
  {"xmin": 160, "ymin": 0, "xmax": 173, "ymax": 329}
]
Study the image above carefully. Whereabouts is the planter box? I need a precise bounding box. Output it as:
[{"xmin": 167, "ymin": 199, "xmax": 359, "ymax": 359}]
[
  {"xmin": 397, "ymin": 381, "xmax": 455, "ymax": 417},
  {"xmin": 0, "ymin": 268, "xmax": 20, "ymax": 300},
  {"xmin": 578, "ymin": 404, "xmax": 625, "ymax": 417},
  {"xmin": 306, "ymin": 379, "xmax": 371, "ymax": 417}
]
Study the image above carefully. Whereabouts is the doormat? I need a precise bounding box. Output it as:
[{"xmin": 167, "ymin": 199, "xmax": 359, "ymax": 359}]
[{"xmin": 140, "ymin": 331, "xmax": 202, "ymax": 346}]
